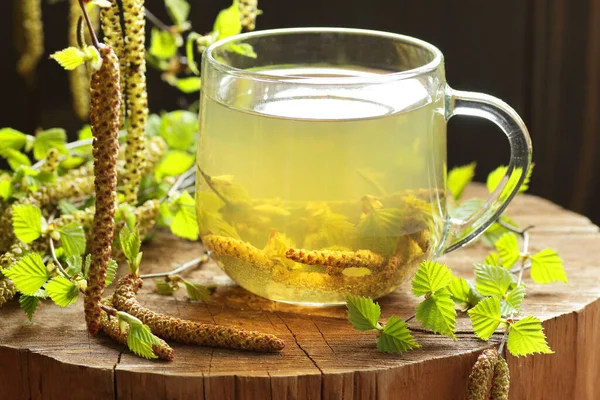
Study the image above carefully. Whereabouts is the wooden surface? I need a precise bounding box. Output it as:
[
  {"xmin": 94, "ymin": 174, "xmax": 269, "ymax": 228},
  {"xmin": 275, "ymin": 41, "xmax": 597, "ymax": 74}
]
[{"xmin": 2, "ymin": 187, "xmax": 600, "ymax": 399}]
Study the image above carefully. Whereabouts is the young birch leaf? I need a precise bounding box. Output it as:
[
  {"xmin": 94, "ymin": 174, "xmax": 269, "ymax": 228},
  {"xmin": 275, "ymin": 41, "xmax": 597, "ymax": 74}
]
[
  {"xmin": 487, "ymin": 165, "xmax": 534, "ymax": 200},
  {"xmin": 530, "ymin": 249, "xmax": 568, "ymax": 284},
  {"xmin": 501, "ymin": 285, "xmax": 526, "ymax": 317},
  {"xmin": 482, "ymin": 216, "xmax": 519, "ymax": 247},
  {"xmin": 165, "ymin": 0, "xmax": 190, "ymax": 25},
  {"xmin": 33, "ymin": 128, "xmax": 67, "ymax": 160},
  {"xmin": 58, "ymin": 222, "xmax": 86, "ymax": 256},
  {"xmin": 447, "ymin": 162, "xmax": 476, "ymax": 201},
  {"xmin": 346, "ymin": 296, "xmax": 381, "ymax": 331},
  {"xmin": 415, "ymin": 289, "xmax": 456, "ymax": 339},
  {"xmin": 4, "ymin": 253, "xmax": 50, "ymax": 295},
  {"xmin": 467, "ymin": 296, "xmax": 502, "ymax": 340},
  {"xmin": 495, "ymin": 233, "xmax": 520, "ymax": 269},
  {"xmin": 159, "ymin": 110, "xmax": 198, "ymax": 151},
  {"xmin": 45, "ymin": 276, "xmax": 79, "ymax": 307},
  {"xmin": 507, "ymin": 316, "xmax": 553, "ymax": 356},
  {"xmin": 377, "ymin": 316, "xmax": 420, "ymax": 353},
  {"xmin": 183, "ymin": 280, "xmax": 211, "ymax": 302},
  {"xmin": 447, "ymin": 276, "xmax": 470, "ymax": 305},
  {"xmin": 412, "ymin": 260, "xmax": 452, "ymax": 297},
  {"xmin": 214, "ymin": 0, "xmax": 242, "ymax": 39},
  {"xmin": 120, "ymin": 225, "xmax": 141, "ymax": 266},
  {"xmin": 126, "ymin": 321, "xmax": 159, "ymax": 360},
  {"xmin": 65, "ymin": 255, "xmax": 83, "ymax": 276},
  {"xmin": 50, "ymin": 47, "xmax": 88, "ymax": 70},
  {"xmin": 475, "ymin": 264, "xmax": 513, "ymax": 297},
  {"xmin": 0, "ymin": 148, "xmax": 31, "ymax": 170},
  {"xmin": 19, "ymin": 295, "xmax": 41, "ymax": 321},
  {"xmin": 484, "ymin": 252, "xmax": 501, "ymax": 266},
  {"xmin": 149, "ymin": 28, "xmax": 179, "ymax": 59},
  {"xmin": 12, "ymin": 204, "xmax": 45, "ymax": 243},
  {"xmin": 58, "ymin": 199, "xmax": 79, "ymax": 215},
  {"xmin": 357, "ymin": 204, "xmax": 403, "ymax": 255},
  {"xmin": 155, "ymin": 150, "xmax": 195, "ymax": 180},
  {"xmin": 174, "ymin": 77, "xmax": 202, "ymax": 93},
  {"xmin": 155, "ymin": 279, "xmax": 176, "ymax": 295},
  {"xmin": 0, "ymin": 127, "xmax": 28, "ymax": 150},
  {"xmin": 0, "ymin": 179, "xmax": 11, "ymax": 200},
  {"xmin": 170, "ymin": 191, "xmax": 199, "ymax": 241},
  {"xmin": 105, "ymin": 259, "xmax": 118, "ymax": 286}
]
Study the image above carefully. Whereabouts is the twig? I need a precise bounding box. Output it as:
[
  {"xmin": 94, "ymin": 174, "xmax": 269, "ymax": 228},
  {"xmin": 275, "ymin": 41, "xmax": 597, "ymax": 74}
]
[
  {"xmin": 404, "ymin": 314, "xmax": 416, "ymax": 323},
  {"xmin": 100, "ymin": 303, "xmax": 117, "ymax": 317},
  {"xmin": 139, "ymin": 252, "xmax": 211, "ymax": 279},
  {"xmin": 197, "ymin": 167, "xmax": 231, "ymax": 205},
  {"xmin": 78, "ymin": 0, "xmax": 100, "ymax": 48},
  {"xmin": 160, "ymin": 167, "xmax": 196, "ymax": 203},
  {"xmin": 497, "ymin": 331, "xmax": 508, "ymax": 355},
  {"xmin": 144, "ymin": 7, "xmax": 171, "ymax": 32},
  {"xmin": 48, "ymin": 237, "xmax": 70, "ymax": 278}
]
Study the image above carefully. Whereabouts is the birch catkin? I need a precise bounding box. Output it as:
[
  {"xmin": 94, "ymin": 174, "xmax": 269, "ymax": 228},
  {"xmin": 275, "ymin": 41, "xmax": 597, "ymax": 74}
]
[
  {"xmin": 100, "ymin": 0, "xmax": 128, "ymax": 126},
  {"xmin": 112, "ymin": 275, "xmax": 285, "ymax": 352},
  {"xmin": 84, "ymin": 44, "xmax": 122, "ymax": 335},
  {"xmin": 468, "ymin": 348, "xmax": 498, "ymax": 400},
  {"xmin": 122, "ymin": 0, "xmax": 148, "ymax": 204},
  {"xmin": 17, "ymin": 0, "xmax": 44, "ymax": 79},
  {"xmin": 491, "ymin": 357, "xmax": 510, "ymax": 400}
]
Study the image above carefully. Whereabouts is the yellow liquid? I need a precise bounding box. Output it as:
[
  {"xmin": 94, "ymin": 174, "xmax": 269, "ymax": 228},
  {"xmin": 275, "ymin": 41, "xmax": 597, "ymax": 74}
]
[{"xmin": 197, "ymin": 66, "xmax": 447, "ymax": 305}]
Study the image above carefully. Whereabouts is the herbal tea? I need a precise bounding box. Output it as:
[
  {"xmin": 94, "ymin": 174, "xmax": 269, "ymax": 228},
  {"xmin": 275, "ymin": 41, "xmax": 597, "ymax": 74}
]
[{"xmin": 196, "ymin": 66, "xmax": 447, "ymax": 304}]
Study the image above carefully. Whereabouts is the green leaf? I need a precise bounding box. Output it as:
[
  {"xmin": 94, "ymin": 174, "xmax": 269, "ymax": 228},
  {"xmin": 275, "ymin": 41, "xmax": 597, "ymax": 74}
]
[
  {"xmin": 12, "ymin": 204, "xmax": 45, "ymax": 243},
  {"xmin": 146, "ymin": 114, "xmax": 162, "ymax": 138},
  {"xmin": 185, "ymin": 32, "xmax": 201, "ymax": 75},
  {"xmin": 183, "ymin": 280, "xmax": 211, "ymax": 302},
  {"xmin": 214, "ymin": 0, "xmax": 242, "ymax": 39},
  {"xmin": 357, "ymin": 202, "xmax": 403, "ymax": 255},
  {"xmin": 45, "ymin": 276, "xmax": 79, "ymax": 307},
  {"xmin": 502, "ymin": 285, "xmax": 526, "ymax": 317},
  {"xmin": 3, "ymin": 253, "xmax": 50, "ymax": 295},
  {"xmin": 447, "ymin": 162, "xmax": 476, "ymax": 201},
  {"xmin": 149, "ymin": 28, "xmax": 179, "ymax": 59},
  {"xmin": 33, "ymin": 128, "xmax": 67, "ymax": 160},
  {"xmin": 346, "ymin": 295, "xmax": 381, "ymax": 331},
  {"xmin": 228, "ymin": 43, "xmax": 257, "ymax": 58},
  {"xmin": 155, "ymin": 279, "xmax": 176, "ymax": 295},
  {"xmin": 415, "ymin": 289, "xmax": 456, "ymax": 339},
  {"xmin": 170, "ymin": 191, "xmax": 199, "ymax": 240},
  {"xmin": 449, "ymin": 198, "xmax": 485, "ymax": 221},
  {"xmin": 174, "ymin": 77, "xmax": 201, "ymax": 93},
  {"xmin": 165, "ymin": 0, "xmax": 190, "ymax": 25},
  {"xmin": 58, "ymin": 222, "xmax": 86, "ymax": 256},
  {"xmin": 19, "ymin": 295, "xmax": 41, "ymax": 321},
  {"xmin": 412, "ymin": 260, "xmax": 453, "ymax": 297},
  {"xmin": 0, "ymin": 128, "xmax": 28, "ymax": 150},
  {"xmin": 495, "ymin": 233, "xmax": 520, "ymax": 269},
  {"xmin": 474, "ymin": 264, "xmax": 513, "ymax": 297},
  {"xmin": 530, "ymin": 249, "xmax": 568, "ymax": 284},
  {"xmin": 0, "ymin": 148, "xmax": 31, "ymax": 170},
  {"xmin": 507, "ymin": 316, "xmax": 553, "ymax": 356},
  {"xmin": 482, "ymin": 216, "xmax": 519, "ymax": 247},
  {"xmin": 159, "ymin": 110, "xmax": 198, "ymax": 151},
  {"xmin": 105, "ymin": 259, "xmax": 118, "ymax": 286},
  {"xmin": 120, "ymin": 225, "xmax": 141, "ymax": 267},
  {"xmin": 487, "ymin": 165, "xmax": 533, "ymax": 199},
  {"xmin": 0, "ymin": 179, "xmax": 12, "ymax": 200},
  {"xmin": 58, "ymin": 199, "xmax": 79, "ymax": 215},
  {"xmin": 447, "ymin": 276, "xmax": 483, "ymax": 309},
  {"xmin": 121, "ymin": 314, "xmax": 160, "ymax": 359},
  {"xmin": 376, "ymin": 316, "xmax": 420, "ymax": 353},
  {"xmin": 65, "ymin": 255, "xmax": 83, "ymax": 276},
  {"xmin": 483, "ymin": 252, "xmax": 501, "ymax": 266},
  {"xmin": 467, "ymin": 296, "xmax": 502, "ymax": 340},
  {"xmin": 50, "ymin": 47, "xmax": 87, "ymax": 70},
  {"xmin": 154, "ymin": 150, "xmax": 195, "ymax": 180}
]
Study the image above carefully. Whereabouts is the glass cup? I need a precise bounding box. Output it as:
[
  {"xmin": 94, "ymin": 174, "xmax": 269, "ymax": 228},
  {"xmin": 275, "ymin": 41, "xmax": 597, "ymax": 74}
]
[{"xmin": 196, "ymin": 28, "xmax": 532, "ymax": 306}]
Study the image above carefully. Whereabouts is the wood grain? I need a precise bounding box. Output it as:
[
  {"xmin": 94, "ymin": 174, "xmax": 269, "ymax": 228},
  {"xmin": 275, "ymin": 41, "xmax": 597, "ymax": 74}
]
[{"xmin": 1, "ymin": 187, "xmax": 600, "ymax": 399}]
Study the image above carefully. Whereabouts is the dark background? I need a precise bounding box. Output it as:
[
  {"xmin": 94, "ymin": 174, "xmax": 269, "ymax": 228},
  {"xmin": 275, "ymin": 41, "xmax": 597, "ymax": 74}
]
[{"xmin": 2, "ymin": 0, "xmax": 599, "ymax": 223}]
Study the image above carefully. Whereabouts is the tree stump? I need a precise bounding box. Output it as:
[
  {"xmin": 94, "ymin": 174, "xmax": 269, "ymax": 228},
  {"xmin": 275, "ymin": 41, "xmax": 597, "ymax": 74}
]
[{"xmin": 1, "ymin": 187, "xmax": 600, "ymax": 400}]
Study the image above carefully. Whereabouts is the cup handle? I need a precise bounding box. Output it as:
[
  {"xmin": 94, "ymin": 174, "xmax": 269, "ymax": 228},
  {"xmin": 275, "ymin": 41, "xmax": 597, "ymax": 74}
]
[{"xmin": 443, "ymin": 86, "xmax": 533, "ymax": 253}]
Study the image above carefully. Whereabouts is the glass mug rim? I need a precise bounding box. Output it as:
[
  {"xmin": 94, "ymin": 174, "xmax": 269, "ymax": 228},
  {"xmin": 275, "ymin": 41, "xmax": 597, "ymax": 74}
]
[{"xmin": 204, "ymin": 27, "xmax": 444, "ymax": 85}]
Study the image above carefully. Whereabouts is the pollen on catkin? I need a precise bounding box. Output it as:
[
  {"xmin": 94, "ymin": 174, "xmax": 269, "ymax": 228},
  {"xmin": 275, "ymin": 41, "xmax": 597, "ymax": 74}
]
[
  {"xmin": 202, "ymin": 235, "xmax": 273, "ymax": 270},
  {"xmin": 490, "ymin": 356, "xmax": 510, "ymax": 400},
  {"xmin": 0, "ymin": 276, "xmax": 17, "ymax": 308},
  {"xmin": 468, "ymin": 348, "xmax": 498, "ymax": 400},
  {"xmin": 84, "ymin": 43, "xmax": 122, "ymax": 335},
  {"xmin": 68, "ymin": 0, "xmax": 91, "ymax": 120},
  {"xmin": 122, "ymin": 0, "xmax": 148, "ymax": 204},
  {"xmin": 112, "ymin": 274, "xmax": 285, "ymax": 352},
  {"xmin": 100, "ymin": 0, "xmax": 128, "ymax": 126},
  {"xmin": 99, "ymin": 299, "xmax": 174, "ymax": 360},
  {"xmin": 285, "ymin": 248, "xmax": 386, "ymax": 275},
  {"xmin": 17, "ymin": 0, "xmax": 44, "ymax": 79},
  {"xmin": 40, "ymin": 148, "xmax": 61, "ymax": 174},
  {"xmin": 239, "ymin": 0, "xmax": 259, "ymax": 31}
]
